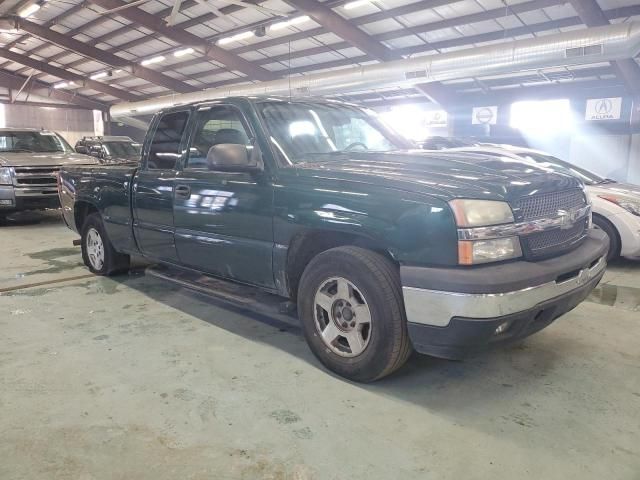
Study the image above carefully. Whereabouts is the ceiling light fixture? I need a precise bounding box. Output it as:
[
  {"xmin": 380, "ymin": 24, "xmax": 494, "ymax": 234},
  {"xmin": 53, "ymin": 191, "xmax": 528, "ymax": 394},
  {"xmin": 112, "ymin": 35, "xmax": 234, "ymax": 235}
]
[
  {"xmin": 140, "ymin": 55, "xmax": 165, "ymax": 66},
  {"xmin": 343, "ymin": 0, "xmax": 371, "ymax": 10},
  {"xmin": 218, "ymin": 31, "xmax": 254, "ymax": 45},
  {"xmin": 53, "ymin": 81, "xmax": 76, "ymax": 89},
  {"xmin": 90, "ymin": 71, "xmax": 108, "ymax": 80},
  {"xmin": 269, "ymin": 15, "xmax": 310, "ymax": 32},
  {"xmin": 174, "ymin": 47, "xmax": 195, "ymax": 57},
  {"xmin": 18, "ymin": 2, "xmax": 41, "ymax": 18}
]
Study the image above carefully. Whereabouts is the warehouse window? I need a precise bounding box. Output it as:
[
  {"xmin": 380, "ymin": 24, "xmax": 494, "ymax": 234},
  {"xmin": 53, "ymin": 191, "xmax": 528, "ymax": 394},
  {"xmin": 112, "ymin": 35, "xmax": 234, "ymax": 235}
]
[{"xmin": 510, "ymin": 99, "xmax": 573, "ymax": 133}]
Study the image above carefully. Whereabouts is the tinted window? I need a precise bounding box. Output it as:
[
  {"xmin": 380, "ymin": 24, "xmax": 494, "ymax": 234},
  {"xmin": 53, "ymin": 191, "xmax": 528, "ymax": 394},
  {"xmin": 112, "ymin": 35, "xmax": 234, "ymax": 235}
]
[
  {"xmin": 186, "ymin": 106, "xmax": 251, "ymax": 170},
  {"xmin": 147, "ymin": 111, "xmax": 189, "ymax": 170}
]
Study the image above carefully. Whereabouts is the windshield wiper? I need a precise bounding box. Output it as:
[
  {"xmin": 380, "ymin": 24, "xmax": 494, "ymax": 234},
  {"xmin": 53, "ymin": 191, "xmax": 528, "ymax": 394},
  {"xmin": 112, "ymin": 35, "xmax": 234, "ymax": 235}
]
[
  {"xmin": 3, "ymin": 148, "xmax": 35, "ymax": 153},
  {"xmin": 597, "ymin": 178, "xmax": 616, "ymax": 185}
]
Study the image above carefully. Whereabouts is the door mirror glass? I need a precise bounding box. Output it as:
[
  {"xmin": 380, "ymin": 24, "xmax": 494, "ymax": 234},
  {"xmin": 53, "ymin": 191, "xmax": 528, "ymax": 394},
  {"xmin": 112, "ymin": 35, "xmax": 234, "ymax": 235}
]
[{"xmin": 207, "ymin": 143, "xmax": 262, "ymax": 172}]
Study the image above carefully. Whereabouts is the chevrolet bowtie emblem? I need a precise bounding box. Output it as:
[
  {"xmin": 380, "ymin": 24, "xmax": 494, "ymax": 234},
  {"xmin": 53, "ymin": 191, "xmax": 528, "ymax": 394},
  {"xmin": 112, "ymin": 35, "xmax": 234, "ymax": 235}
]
[{"xmin": 557, "ymin": 208, "xmax": 581, "ymax": 229}]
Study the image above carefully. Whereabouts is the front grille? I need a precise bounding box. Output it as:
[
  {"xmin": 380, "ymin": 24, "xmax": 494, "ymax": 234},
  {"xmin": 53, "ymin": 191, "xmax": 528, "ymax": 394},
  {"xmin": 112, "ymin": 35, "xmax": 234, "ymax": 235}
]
[
  {"xmin": 522, "ymin": 219, "xmax": 588, "ymax": 259},
  {"xmin": 514, "ymin": 189, "xmax": 589, "ymax": 260},
  {"xmin": 513, "ymin": 189, "xmax": 586, "ymax": 221},
  {"xmin": 12, "ymin": 166, "xmax": 60, "ymax": 188}
]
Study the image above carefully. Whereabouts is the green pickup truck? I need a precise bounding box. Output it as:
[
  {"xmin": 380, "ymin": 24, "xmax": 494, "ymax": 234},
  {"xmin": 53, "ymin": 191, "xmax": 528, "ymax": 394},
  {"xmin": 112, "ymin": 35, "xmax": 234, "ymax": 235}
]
[{"xmin": 58, "ymin": 97, "xmax": 608, "ymax": 382}]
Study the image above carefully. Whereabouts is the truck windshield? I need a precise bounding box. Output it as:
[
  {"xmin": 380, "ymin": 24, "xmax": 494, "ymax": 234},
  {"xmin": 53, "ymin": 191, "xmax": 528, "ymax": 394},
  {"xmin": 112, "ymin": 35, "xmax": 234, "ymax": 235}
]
[
  {"xmin": 0, "ymin": 131, "xmax": 72, "ymax": 153},
  {"xmin": 256, "ymin": 101, "xmax": 411, "ymax": 163},
  {"xmin": 103, "ymin": 141, "xmax": 140, "ymax": 158}
]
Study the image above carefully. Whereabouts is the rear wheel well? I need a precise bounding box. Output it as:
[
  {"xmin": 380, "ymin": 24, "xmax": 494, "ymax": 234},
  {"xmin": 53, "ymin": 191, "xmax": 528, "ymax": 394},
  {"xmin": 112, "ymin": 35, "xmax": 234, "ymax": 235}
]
[
  {"xmin": 74, "ymin": 202, "xmax": 99, "ymax": 232},
  {"xmin": 285, "ymin": 230, "xmax": 396, "ymax": 300}
]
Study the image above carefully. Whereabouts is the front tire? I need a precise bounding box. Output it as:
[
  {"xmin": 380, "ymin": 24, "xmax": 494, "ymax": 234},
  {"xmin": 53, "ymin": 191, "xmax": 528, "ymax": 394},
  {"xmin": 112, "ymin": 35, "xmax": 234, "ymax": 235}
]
[
  {"xmin": 80, "ymin": 213, "xmax": 130, "ymax": 276},
  {"xmin": 593, "ymin": 215, "xmax": 620, "ymax": 261},
  {"xmin": 297, "ymin": 246, "xmax": 412, "ymax": 382}
]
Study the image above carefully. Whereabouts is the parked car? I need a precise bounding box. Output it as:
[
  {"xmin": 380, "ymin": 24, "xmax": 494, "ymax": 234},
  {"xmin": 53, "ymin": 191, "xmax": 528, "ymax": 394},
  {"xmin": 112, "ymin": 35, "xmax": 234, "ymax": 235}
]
[
  {"xmin": 75, "ymin": 136, "xmax": 141, "ymax": 164},
  {"xmin": 0, "ymin": 128, "xmax": 98, "ymax": 220},
  {"xmin": 443, "ymin": 145, "xmax": 640, "ymax": 261},
  {"xmin": 58, "ymin": 97, "xmax": 608, "ymax": 382}
]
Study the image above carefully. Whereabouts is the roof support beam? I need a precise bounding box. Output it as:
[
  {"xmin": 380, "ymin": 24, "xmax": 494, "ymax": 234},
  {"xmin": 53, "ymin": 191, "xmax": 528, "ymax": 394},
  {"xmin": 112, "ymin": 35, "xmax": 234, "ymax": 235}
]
[
  {"xmin": 0, "ymin": 49, "xmax": 139, "ymax": 102},
  {"xmin": 283, "ymin": 0, "xmax": 455, "ymax": 108},
  {"xmin": 87, "ymin": 0, "xmax": 278, "ymax": 81},
  {"xmin": 569, "ymin": 0, "xmax": 640, "ymax": 94},
  {"xmin": 14, "ymin": 16, "xmax": 196, "ymax": 94},
  {"xmin": 284, "ymin": 0, "xmax": 397, "ymax": 62},
  {"xmin": 0, "ymin": 70, "xmax": 109, "ymax": 110}
]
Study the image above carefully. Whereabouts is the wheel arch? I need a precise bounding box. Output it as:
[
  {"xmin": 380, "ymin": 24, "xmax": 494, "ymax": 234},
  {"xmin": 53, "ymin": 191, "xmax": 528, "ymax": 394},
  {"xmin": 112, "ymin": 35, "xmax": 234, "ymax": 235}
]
[
  {"xmin": 74, "ymin": 201, "xmax": 100, "ymax": 232},
  {"xmin": 283, "ymin": 229, "xmax": 397, "ymax": 301}
]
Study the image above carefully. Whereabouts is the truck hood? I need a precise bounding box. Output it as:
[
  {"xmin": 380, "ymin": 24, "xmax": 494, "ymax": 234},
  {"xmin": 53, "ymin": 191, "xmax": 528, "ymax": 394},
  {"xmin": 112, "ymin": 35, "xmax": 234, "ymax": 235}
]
[
  {"xmin": 0, "ymin": 151, "xmax": 99, "ymax": 167},
  {"xmin": 294, "ymin": 151, "xmax": 582, "ymax": 202}
]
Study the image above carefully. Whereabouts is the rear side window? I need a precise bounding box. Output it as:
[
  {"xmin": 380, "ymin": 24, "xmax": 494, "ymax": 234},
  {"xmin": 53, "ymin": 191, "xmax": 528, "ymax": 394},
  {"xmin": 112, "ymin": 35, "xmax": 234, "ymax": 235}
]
[{"xmin": 147, "ymin": 111, "xmax": 190, "ymax": 170}]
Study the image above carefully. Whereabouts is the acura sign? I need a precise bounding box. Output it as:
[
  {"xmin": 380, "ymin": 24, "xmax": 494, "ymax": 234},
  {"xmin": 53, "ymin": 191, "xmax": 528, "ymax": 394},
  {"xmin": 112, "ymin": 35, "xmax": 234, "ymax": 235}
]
[{"xmin": 585, "ymin": 97, "xmax": 622, "ymax": 121}]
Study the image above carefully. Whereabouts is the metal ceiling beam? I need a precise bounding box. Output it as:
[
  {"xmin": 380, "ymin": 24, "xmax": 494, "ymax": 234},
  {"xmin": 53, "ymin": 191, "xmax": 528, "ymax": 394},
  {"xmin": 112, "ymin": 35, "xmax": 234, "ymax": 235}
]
[
  {"xmin": 13, "ymin": 16, "xmax": 196, "ymax": 94},
  {"xmin": 282, "ymin": 0, "xmax": 456, "ymax": 107},
  {"xmin": 14, "ymin": 0, "xmax": 558, "ymax": 97},
  {"xmin": 0, "ymin": 3, "xmax": 86, "ymax": 67},
  {"xmin": 184, "ymin": 7, "xmax": 618, "ymax": 91},
  {"xmin": 87, "ymin": 0, "xmax": 278, "ymax": 81},
  {"xmin": 569, "ymin": 0, "xmax": 640, "ymax": 94},
  {"xmin": 0, "ymin": 70, "xmax": 109, "ymax": 110},
  {"xmin": 0, "ymin": 49, "xmax": 139, "ymax": 102},
  {"xmin": 83, "ymin": 0, "xmax": 444, "ymax": 79},
  {"xmin": 138, "ymin": 0, "xmax": 564, "ymax": 87},
  {"xmin": 284, "ymin": 0, "xmax": 397, "ymax": 62}
]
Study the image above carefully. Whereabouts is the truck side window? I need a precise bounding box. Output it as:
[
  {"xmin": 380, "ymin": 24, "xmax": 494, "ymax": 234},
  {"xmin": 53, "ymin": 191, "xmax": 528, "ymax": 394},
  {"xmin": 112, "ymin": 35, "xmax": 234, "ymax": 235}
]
[
  {"xmin": 147, "ymin": 111, "xmax": 190, "ymax": 170},
  {"xmin": 185, "ymin": 106, "xmax": 251, "ymax": 170}
]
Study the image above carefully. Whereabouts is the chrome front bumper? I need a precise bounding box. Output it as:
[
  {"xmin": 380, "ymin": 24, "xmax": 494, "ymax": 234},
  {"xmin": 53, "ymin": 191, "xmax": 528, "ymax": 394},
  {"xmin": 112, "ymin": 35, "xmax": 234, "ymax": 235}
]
[{"xmin": 403, "ymin": 255, "xmax": 607, "ymax": 327}]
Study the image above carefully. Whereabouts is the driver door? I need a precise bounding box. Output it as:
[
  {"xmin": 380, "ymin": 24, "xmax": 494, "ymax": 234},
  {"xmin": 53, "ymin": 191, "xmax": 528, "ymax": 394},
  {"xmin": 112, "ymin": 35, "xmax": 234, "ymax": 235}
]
[{"xmin": 173, "ymin": 104, "xmax": 275, "ymax": 288}]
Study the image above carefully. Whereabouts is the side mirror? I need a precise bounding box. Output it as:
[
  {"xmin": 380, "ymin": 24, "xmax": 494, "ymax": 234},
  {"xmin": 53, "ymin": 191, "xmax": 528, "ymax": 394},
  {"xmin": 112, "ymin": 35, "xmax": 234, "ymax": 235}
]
[
  {"xmin": 207, "ymin": 143, "xmax": 263, "ymax": 172},
  {"xmin": 76, "ymin": 146, "xmax": 88, "ymax": 154}
]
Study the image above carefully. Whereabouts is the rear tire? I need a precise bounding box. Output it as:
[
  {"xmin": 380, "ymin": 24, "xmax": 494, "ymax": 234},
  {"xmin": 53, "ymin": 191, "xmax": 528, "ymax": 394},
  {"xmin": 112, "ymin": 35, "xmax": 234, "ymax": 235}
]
[
  {"xmin": 593, "ymin": 215, "xmax": 620, "ymax": 261},
  {"xmin": 297, "ymin": 246, "xmax": 412, "ymax": 382},
  {"xmin": 80, "ymin": 213, "xmax": 130, "ymax": 276}
]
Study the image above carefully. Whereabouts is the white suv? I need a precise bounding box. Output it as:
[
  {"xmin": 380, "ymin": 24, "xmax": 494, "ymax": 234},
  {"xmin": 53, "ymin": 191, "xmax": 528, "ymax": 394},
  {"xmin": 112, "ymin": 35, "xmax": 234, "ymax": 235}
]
[{"xmin": 441, "ymin": 145, "xmax": 640, "ymax": 261}]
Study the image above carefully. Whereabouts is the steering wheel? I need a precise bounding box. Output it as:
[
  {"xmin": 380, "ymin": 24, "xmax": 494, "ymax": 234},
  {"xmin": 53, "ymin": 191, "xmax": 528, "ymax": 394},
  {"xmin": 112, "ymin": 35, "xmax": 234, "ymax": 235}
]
[{"xmin": 343, "ymin": 142, "xmax": 368, "ymax": 152}]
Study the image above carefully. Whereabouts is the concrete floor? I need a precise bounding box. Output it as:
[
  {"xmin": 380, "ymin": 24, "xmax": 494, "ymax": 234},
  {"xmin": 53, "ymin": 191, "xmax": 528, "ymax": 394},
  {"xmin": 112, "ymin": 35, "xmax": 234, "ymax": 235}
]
[{"xmin": 1, "ymin": 210, "xmax": 639, "ymax": 480}]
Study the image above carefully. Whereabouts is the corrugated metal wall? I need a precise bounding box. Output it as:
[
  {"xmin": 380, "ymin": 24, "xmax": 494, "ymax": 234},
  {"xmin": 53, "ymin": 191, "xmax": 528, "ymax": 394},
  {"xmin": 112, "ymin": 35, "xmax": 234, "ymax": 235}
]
[{"xmin": 1, "ymin": 103, "xmax": 96, "ymax": 147}]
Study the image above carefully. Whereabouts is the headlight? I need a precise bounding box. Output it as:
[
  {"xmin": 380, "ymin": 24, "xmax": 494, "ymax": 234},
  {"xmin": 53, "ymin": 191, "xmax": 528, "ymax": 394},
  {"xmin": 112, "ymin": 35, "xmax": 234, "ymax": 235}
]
[
  {"xmin": 458, "ymin": 237, "xmax": 522, "ymax": 265},
  {"xmin": 0, "ymin": 167, "xmax": 12, "ymax": 185},
  {"xmin": 599, "ymin": 194, "xmax": 640, "ymax": 217},
  {"xmin": 449, "ymin": 199, "xmax": 514, "ymax": 227},
  {"xmin": 451, "ymin": 199, "xmax": 521, "ymax": 265}
]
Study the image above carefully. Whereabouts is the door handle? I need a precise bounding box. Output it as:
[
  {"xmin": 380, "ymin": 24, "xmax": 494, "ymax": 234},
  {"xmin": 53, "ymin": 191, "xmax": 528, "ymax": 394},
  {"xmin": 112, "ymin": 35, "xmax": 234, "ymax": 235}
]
[{"xmin": 175, "ymin": 184, "xmax": 191, "ymax": 199}]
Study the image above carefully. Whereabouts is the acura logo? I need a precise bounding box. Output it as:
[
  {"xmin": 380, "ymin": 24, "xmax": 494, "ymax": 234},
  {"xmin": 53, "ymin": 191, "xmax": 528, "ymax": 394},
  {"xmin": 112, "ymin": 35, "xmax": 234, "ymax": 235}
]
[{"xmin": 595, "ymin": 99, "xmax": 613, "ymax": 115}]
